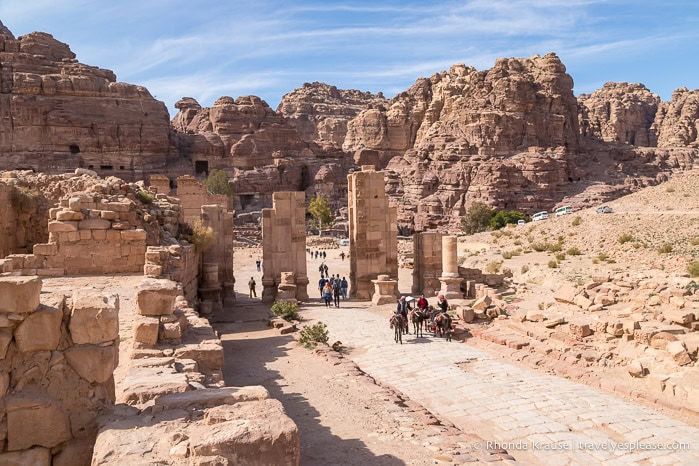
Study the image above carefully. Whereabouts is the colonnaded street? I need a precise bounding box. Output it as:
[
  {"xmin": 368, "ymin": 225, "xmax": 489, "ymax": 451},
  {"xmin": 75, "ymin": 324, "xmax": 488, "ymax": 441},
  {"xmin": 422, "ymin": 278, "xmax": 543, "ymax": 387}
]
[
  {"xmin": 282, "ymin": 246, "xmax": 699, "ymax": 465},
  {"xmin": 302, "ymin": 299, "xmax": 699, "ymax": 465}
]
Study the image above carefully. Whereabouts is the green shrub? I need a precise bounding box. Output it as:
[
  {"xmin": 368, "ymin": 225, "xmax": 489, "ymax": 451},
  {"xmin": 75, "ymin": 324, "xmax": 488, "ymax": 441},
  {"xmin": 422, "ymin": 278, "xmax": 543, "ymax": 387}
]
[
  {"xmin": 502, "ymin": 249, "xmax": 522, "ymax": 259},
  {"xmin": 538, "ymin": 302, "xmax": 545, "ymax": 310},
  {"xmin": 489, "ymin": 210, "xmax": 528, "ymax": 230},
  {"xmin": 597, "ymin": 253, "xmax": 608, "ymax": 261},
  {"xmin": 485, "ymin": 260, "xmax": 502, "ymax": 274},
  {"xmin": 657, "ymin": 243, "xmax": 673, "ymax": 254},
  {"xmin": 461, "ymin": 202, "xmax": 495, "ymax": 235},
  {"xmin": 665, "ymin": 186, "xmax": 675, "ymax": 193},
  {"xmin": 203, "ymin": 169, "xmax": 234, "ymax": 197},
  {"xmin": 571, "ymin": 216, "xmax": 582, "ymax": 226},
  {"xmin": 547, "ymin": 241, "xmax": 563, "ymax": 253},
  {"xmin": 691, "ymin": 237, "xmax": 699, "ymax": 246},
  {"xmin": 136, "ymin": 190, "xmax": 154, "ymax": 204},
  {"xmin": 181, "ymin": 219, "xmax": 214, "ymax": 252},
  {"xmin": 566, "ymin": 247, "xmax": 581, "ymax": 256},
  {"xmin": 298, "ymin": 322, "xmax": 329, "ymax": 348},
  {"xmin": 532, "ymin": 242, "xmax": 548, "ymax": 252},
  {"xmin": 555, "ymin": 253, "xmax": 566, "ymax": 261},
  {"xmin": 548, "ymin": 260, "xmax": 558, "ymax": 268},
  {"xmin": 271, "ymin": 300, "xmax": 299, "ymax": 322},
  {"xmin": 618, "ymin": 233, "xmax": 634, "ymax": 244}
]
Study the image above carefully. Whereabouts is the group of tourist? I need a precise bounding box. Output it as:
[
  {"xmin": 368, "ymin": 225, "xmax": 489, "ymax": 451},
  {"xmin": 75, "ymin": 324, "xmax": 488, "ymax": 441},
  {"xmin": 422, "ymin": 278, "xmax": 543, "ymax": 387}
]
[
  {"xmin": 319, "ymin": 274, "xmax": 348, "ymax": 308},
  {"xmin": 393, "ymin": 293, "xmax": 449, "ymax": 330},
  {"xmin": 309, "ymin": 249, "xmax": 327, "ymax": 260}
]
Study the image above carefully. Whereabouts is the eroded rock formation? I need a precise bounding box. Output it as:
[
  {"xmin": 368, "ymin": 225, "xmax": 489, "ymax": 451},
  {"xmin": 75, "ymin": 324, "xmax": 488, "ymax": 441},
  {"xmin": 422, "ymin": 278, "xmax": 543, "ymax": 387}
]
[
  {"xmin": 0, "ymin": 22, "xmax": 175, "ymax": 178},
  {"xmin": 277, "ymin": 82, "xmax": 386, "ymax": 148}
]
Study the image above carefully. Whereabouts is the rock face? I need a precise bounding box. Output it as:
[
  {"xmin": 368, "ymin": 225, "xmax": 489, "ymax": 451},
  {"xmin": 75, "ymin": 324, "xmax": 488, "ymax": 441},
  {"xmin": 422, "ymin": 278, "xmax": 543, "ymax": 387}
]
[
  {"xmin": 0, "ymin": 22, "xmax": 174, "ymax": 179},
  {"xmin": 579, "ymin": 82, "xmax": 661, "ymax": 146},
  {"xmin": 342, "ymin": 54, "xmax": 698, "ymax": 231},
  {"xmin": 277, "ymin": 82, "xmax": 386, "ymax": 148},
  {"xmin": 653, "ymin": 87, "xmax": 699, "ymax": 147},
  {"xmin": 171, "ymin": 95, "xmax": 355, "ymax": 211}
]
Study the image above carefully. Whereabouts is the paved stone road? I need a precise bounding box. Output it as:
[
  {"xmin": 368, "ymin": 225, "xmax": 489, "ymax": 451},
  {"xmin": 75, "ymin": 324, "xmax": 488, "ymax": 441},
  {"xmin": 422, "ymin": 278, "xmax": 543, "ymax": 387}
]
[{"xmin": 302, "ymin": 301, "xmax": 699, "ymax": 465}]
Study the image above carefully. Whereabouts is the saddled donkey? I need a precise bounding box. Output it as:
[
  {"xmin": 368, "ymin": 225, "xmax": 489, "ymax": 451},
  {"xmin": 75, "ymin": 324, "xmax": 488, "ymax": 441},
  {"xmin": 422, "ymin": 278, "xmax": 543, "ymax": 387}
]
[
  {"xmin": 434, "ymin": 312, "xmax": 452, "ymax": 341},
  {"xmin": 409, "ymin": 309, "xmax": 426, "ymax": 337},
  {"xmin": 389, "ymin": 313, "xmax": 405, "ymax": 344}
]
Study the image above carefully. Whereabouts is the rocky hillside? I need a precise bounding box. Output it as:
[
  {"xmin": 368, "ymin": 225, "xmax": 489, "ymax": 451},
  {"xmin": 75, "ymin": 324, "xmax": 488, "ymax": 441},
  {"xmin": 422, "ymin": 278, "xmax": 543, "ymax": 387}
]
[
  {"xmin": 0, "ymin": 19, "xmax": 697, "ymax": 230},
  {"xmin": 277, "ymin": 82, "xmax": 386, "ymax": 149},
  {"xmin": 338, "ymin": 54, "xmax": 698, "ymax": 232},
  {"xmin": 0, "ymin": 20, "xmax": 175, "ymax": 179}
]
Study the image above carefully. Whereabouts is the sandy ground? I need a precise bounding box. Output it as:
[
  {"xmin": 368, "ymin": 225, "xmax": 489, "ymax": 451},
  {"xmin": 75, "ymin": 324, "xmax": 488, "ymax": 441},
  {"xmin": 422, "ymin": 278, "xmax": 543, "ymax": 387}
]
[{"xmin": 215, "ymin": 245, "xmax": 448, "ymax": 465}]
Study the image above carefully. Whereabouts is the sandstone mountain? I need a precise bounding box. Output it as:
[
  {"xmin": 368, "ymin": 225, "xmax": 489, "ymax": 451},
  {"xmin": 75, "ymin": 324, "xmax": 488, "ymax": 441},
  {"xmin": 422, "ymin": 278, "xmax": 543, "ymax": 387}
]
[
  {"xmin": 277, "ymin": 82, "xmax": 386, "ymax": 149},
  {"xmin": 0, "ymin": 20, "xmax": 697, "ymax": 233},
  {"xmin": 0, "ymin": 21, "xmax": 175, "ymax": 178},
  {"xmin": 339, "ymin": 54, "xmax": 698, "ymax": 231}
]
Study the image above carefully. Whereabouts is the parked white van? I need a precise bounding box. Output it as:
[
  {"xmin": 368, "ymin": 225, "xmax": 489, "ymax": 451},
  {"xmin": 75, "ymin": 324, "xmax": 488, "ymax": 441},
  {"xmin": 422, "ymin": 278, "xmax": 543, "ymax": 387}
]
[
  {"xmin": 532, "ymin": 211, "xmax": 548, "ymax": 221},
  {"xmin": 555, "ymin": 206, "xmax": 573, "ymax": 217}
]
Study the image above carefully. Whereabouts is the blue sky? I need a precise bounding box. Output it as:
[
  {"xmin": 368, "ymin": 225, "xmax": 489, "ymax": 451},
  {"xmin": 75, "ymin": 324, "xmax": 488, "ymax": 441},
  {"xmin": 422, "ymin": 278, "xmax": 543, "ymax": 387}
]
[{"xmin": 1, "ymin": 0, "xmax": 698, "ymax": 117}]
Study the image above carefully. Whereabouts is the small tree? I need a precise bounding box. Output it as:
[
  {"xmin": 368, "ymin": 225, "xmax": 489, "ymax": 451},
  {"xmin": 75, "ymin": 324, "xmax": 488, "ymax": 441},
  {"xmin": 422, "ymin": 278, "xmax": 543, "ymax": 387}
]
[
  {"xmin": 203, "ymin": 169, "xmax": 233, "ymax": 198},
  {"xmin": 308, "ymin": 194, "xmax": 333, "ymax": 230},
  {"xmin": 461, "ymin": 202, "xmax": 494, "ymax": 235}
]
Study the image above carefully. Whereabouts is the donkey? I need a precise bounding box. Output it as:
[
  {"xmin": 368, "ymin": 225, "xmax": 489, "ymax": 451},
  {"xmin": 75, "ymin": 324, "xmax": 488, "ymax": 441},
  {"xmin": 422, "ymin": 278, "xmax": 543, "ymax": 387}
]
[
  {"xmin": 409, "ymin": 309, "xmax": 426, "ymax": 338},
  {"xmin": 389, "ymin": 313, "xmax": 405, "ymax": 344},
  {"xmin": 434, "ymin": 312, "xmax": 452, "ymax": 342}
]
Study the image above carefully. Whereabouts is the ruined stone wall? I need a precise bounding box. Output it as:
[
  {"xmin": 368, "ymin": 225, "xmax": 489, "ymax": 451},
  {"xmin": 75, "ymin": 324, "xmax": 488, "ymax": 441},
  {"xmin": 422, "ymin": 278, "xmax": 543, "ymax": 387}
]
[
  {"xmin": 176, "ymin": 175, "xmax": 230, "ymax": 224},
  {"xmin": 0, "ymin": 276, "xmax": 118, "ymax": 465},
  {"xmin": 412, "ymin": 232, "xmax": 442, "ymax": 296},
  {"xmin": 149, "ymin": 174, "xmax": 172, "ymax": 195},
  {"xmin": 201, "ymin": 204, "xmax": 235, "ymax": 296},
  {"xmin": 0, "ymin": 195, "xmax": 146, "ymax": 276},
  {"xmin": 144, "ymin": 244, "xmax": 199, "ymax": 301},
  {"xmin": 348, "ymin": 166, "xmax": 398, "ymax": 299},
  {"xmin": 261, "ymin": 192, "xmax": 309, "ymax": 302}
]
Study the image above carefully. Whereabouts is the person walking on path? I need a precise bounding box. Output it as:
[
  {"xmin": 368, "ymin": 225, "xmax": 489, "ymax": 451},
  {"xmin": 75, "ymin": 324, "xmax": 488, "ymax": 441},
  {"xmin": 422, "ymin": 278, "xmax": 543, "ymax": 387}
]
[
  {"xmin": 318, "ymin": 277, "xmax": 327, "ymax": 297},
  {"xmin": 333, "ymin": 280, "xmax": 341, "ymax": 307},
  {"xmin": 322, "ymin": 282, "xmax": 333, "ymax": 307},
  {"xmin": 341, "ymin": 276, "xmax": 348, "ymax": 299},
  {"xmin": 255, "ymin": 259, "xmax": 261, "ymax": 272},
  {"xmin": 340, "ymin": 251, "xmax": 345, "ymax": 261},
  {"xmin": 323, "ymin": 263, "xmax": 329, "ymax": 277},
  {"xmin": 248, "ymin": 277, "xmax": 257, "ymax": 298}
]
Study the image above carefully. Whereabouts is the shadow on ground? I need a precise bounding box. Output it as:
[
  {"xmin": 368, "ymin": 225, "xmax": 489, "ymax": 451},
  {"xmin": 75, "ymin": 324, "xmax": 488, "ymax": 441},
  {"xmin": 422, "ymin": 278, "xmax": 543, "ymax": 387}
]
[{"xmin": 214, "ymin": 293, "xmax": 404, "ymax": 466}]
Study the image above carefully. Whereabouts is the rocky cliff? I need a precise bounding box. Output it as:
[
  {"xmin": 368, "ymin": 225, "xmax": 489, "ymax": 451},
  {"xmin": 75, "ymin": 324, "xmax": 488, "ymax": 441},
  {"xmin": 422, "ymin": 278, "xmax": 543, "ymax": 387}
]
[
  {"xmin": 0, "ymin": 21, "xmax": 175, "ymax": 179},
  {"xmin": 277, "ymin": 82, "xmax": 386, "ymax": 149},
  {"xmin": 340, "ymin": 54, "xmax": 697, "ymax": 231},
  {"xmin": 171, "ymin": 95, "xmax": 354, "ymax": 211}
]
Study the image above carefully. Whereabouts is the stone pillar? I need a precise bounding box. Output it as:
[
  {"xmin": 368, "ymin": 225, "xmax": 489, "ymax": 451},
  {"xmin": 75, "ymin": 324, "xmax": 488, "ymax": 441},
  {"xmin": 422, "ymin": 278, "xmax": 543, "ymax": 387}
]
[
  {"xmin": 348, "ymin": 166, "xmax": 398, "ymax": 300},
  {"xmin": 439, "ymin": 235, "xmax": 463, "ymax": 299},
  {"xmin": 276, "ymin": 272, "xmax": 298, "ymax": 303},
  {"xmin": 199, "ymin": 262, "xmax": 222, "ymax": 312},
  {"xmin": 412, "ymin": 232, "xmax": 442, "ymax": 296},
  {"xmin": 371, "ymin": 274, "xmax": 399, "ymax": 305},
  {"xmin": 261, "ymin": 192, "xmax": 308, "ymax": 302}
]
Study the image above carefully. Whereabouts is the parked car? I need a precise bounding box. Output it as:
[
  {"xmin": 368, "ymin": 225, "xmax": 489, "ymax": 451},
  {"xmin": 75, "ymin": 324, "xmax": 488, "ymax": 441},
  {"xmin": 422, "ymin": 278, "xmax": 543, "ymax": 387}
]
[
  {"xmin": 517, "ymin": 219, "xmax": 526, "ymax": 225},
  {"xmin": 596, "ymin": 206, "xmax": 613, "ymax": 214},
  {"xmin": 339, "ymin": 238, "xmax": 350, "ymax": 246},
  {"xmin": 532, "ymin": 211, "xmax": 549, "ymax": 221},
  {"xmin": 555, "ymin": 206, "xmax": 573, "ymax": 217}
]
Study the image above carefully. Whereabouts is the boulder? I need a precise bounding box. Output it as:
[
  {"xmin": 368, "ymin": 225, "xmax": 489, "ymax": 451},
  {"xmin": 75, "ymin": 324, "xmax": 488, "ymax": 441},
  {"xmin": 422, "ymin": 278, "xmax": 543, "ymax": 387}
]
[
  {"xmin": 136, "ymin": 279, "xmax": 178, "ymax": 316},
  {"xmin": 627, "ymin": 360, "xmax": 645, "ymax": 378},
  {"xmin": 65, "ymin": 344, "xmax": 118, "ymax": 384},
  {"xmin": 0, "ymin": 276, "xmax": 41, "ymax": 313},
  {"xmin": 6, "ymin": 396, "xmax": 72, "ymax": 450},
  {"xmin": 13, "ymin": 307, "xmax": 62, "ymax": 352},
  {"xmin": 666, "ymin": 340, "xmax": 692, "ymax": 366},
  {"xmin": 471, "ymin": 296, "xmax": 492, "ymax": 311},
  {"xmin": 554, "ymin": 285, "xmax": 578, "ymax": 305},
  {"xmin": 69, "ymin": 292, "xmax": 120, "ymax": 345}
]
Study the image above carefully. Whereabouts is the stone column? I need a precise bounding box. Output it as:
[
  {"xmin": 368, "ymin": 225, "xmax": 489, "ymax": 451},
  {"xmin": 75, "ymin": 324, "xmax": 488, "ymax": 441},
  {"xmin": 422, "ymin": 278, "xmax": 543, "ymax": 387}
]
[
  {"xmin": 439, "ymin": 235, "xmax": 463, "ymax": 299},
  {"xmin": 261, "ymin": 192, "xmax": 308, "ymax": 302},
  {"xmin": 348, "ymin": 166, "xmax": 398, "ymax": 300}
]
